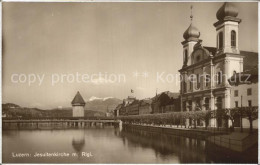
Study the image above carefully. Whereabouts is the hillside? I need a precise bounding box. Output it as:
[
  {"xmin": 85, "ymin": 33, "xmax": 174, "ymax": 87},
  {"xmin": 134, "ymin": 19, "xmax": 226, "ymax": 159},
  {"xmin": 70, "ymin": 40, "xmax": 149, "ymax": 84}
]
[{"xmin": 2, "ymin": 103, "xmax": 106, "ymax": 118}]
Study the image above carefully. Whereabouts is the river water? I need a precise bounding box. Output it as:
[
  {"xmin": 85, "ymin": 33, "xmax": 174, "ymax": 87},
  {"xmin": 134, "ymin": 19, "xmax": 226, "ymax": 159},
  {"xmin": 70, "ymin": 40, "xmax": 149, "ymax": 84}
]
[{"xmin": 2, "ymin": 126, "xmax": 254, "ymax": 163}]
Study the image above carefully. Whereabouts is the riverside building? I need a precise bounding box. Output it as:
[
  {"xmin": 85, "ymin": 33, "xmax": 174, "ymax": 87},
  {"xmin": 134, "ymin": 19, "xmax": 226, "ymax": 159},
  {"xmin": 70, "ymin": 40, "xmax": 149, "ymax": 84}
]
[{"xmin": 179, "ymin": 2, "xmax": 258, "ymax": 128}]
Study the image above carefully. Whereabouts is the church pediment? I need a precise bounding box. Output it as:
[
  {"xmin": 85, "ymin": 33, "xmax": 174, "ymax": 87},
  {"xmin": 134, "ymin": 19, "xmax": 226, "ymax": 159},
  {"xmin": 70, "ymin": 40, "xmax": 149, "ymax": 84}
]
[{"xmin": 190, "ymin": 43, "xmax": 211, "ymax": 65}]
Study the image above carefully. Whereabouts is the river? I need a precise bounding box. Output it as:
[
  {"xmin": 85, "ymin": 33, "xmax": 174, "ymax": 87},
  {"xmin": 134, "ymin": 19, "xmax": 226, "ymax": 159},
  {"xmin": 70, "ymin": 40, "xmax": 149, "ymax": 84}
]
[{"xmin": 2, "ymin": 126, "xmax": 253, "ymax": 163}]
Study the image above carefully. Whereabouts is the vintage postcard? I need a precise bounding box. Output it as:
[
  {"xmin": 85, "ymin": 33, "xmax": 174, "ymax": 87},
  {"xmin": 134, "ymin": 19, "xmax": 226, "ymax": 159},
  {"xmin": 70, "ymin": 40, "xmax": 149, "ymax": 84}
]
[{"xmin": 1, "ymin": 1, "xmax": 259, "ymax": 164}]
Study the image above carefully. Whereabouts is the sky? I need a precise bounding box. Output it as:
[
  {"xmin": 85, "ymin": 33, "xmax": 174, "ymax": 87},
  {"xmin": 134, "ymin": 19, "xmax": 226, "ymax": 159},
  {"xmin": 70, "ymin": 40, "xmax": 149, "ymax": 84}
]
[{"xmin": 2, "ymin": 2, "xmax": 258, "ymax": 109}]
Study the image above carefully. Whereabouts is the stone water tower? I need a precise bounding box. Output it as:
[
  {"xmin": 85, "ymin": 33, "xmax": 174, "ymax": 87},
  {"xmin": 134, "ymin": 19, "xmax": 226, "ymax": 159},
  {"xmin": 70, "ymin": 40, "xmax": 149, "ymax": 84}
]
[{"xmin": 71, "ymin": 91, "xmax": 85, "ymax": 117}]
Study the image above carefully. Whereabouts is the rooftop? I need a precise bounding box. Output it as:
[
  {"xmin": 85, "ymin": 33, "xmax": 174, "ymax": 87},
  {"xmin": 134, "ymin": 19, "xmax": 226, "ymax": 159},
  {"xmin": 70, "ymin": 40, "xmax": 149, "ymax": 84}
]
[{"xmin": 71, "ymin": 91, "xmax": 86, "ymax": 106}]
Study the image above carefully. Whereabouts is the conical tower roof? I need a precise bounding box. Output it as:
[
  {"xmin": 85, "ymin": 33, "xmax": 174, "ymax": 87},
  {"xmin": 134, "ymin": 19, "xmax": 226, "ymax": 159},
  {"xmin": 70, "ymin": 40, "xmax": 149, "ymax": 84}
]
[{"xmin": 71, "ymin": 91, "xmax": 86, "ymax": 106}]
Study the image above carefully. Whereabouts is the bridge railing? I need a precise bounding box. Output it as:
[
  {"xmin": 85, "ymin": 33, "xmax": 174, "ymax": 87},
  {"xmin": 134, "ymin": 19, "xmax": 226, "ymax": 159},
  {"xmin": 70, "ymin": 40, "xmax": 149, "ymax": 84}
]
[{"xmin": 3, "ymin": 116, "xmax": 116, "ymax": 121}]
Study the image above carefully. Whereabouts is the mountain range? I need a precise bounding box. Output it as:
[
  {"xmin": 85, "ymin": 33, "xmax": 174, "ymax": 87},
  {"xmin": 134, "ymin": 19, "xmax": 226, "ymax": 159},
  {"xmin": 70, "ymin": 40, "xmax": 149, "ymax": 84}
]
[
  {"xmin": 85, "ymin": 97, "xmax": 122, "ymax": 112},
  {"xmin": 2, "ymin": 96, "xmax": 122, "ymax": 118}
]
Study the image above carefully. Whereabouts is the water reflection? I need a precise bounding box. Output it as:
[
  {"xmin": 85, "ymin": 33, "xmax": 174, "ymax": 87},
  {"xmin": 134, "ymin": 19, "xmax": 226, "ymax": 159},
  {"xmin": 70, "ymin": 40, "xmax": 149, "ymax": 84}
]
[
  {"xmin": 72, "ymin": 130, "xmax": 85, "ymax": 154},
  {"xmin": 117, "ymin": 128, "xmax": 210, "ymax": 163},
  {"xmin": 3, "ymin": 127, "xmax": 255, "ymax": 163}
]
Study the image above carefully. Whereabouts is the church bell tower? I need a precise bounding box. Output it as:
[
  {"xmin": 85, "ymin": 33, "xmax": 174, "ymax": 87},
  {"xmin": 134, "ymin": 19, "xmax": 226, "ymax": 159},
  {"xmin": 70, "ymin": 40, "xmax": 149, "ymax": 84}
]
[
  {"xmin": 214, "ymin": 2, "xmax": 241, "ymax": 55},
  {"xmin": 182, "ymin": 6, "xmax": 201, "ymax": 68}
]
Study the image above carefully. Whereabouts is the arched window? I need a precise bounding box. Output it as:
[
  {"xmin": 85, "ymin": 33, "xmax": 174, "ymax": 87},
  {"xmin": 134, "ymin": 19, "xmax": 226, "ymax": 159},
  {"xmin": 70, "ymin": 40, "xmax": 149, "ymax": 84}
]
[
  {"xmin": 205, "ymin": 74, "xmax": 211, "ymax": 87},
  {"xmin": 183, "ymin": 101, "xmax": 186, "ymax": 111},
  {"xmin": 184, "ymin": 49, "xmax": 188, "ymax": 64},
  {"xmin": 183, "ymin": 80, "xmax": 187, "ymax": 93},
  {"xmin": 216, "ymin": 97, "xmax": 222, "ymax": 110},
  {"xmin": 231, "ymin": 30, "xmax": 236, "ymax": 47},
  {"xmin": 218, "ymin": 32, "xmax": 223, "ymax": 49},
  {"xmin": 217, "ymin": 71, "xmax": 222, "ymax": 85}
]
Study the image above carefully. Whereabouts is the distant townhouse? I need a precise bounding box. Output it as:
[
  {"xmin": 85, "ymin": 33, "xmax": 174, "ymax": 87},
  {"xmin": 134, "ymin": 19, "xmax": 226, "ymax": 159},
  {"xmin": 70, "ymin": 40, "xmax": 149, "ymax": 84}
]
[
  {"xmin": 114, "ymin": 104, "xmax": 122, "ymax": 117},
  {"xmin": 127, "ymin": 100, "xmax": 139, "ymax": 115},
  {"xmin": 119, "ymin": 96, "xmax": 136, "ymax": 116},
  {"xmin": 151, "ymin": 91, "xmax": 180, "ymax": 113},
  {"xmin": 139, "ymin": 99, "xmax": 152, "ymax": 115}
]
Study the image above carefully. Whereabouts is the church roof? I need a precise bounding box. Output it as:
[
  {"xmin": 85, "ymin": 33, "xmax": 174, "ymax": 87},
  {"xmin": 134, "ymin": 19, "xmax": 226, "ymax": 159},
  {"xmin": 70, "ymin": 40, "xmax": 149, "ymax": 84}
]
[
  {"xmin": 241, "ymin": 51, "xmax": 258, "ymax": 71},
  {"xmin": 71, "ymin": 91, "xmax": 86, "ymax": 105},
  {"xmin": 183, "ymin": 23, "xmax": 200, "ymax": 40},
  {"xmin": 203, "ymin": 47, "xmax": 258, "ymax": 71},
  {"xmin": 152, "ymin": 91, "xmax": 179, "ymax": 102},
  {"xmin": 204, "ymin": 46, "xmax": 217, "ymax": 55},
  {"xmin": 139, "ymin": 99, "xmax": 152, "ymax": 105},
  {"xmin": 216, "ymin": 2, "xmax": 239, "ymax": 21}
]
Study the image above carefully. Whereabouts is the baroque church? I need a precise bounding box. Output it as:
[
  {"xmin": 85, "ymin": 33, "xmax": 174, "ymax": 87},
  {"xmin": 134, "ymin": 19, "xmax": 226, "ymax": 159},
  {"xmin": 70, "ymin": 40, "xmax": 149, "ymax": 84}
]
[{"xmin": 179, "ymin": 2, "xmax": 258, "ymax": 127}]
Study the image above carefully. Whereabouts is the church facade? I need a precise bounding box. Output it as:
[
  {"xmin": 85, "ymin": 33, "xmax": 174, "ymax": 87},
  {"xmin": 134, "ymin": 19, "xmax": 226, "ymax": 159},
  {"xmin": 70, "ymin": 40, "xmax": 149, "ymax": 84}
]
[{"xmin": 179, "ymin": 2, "xmax": 258, "ymax": 127}]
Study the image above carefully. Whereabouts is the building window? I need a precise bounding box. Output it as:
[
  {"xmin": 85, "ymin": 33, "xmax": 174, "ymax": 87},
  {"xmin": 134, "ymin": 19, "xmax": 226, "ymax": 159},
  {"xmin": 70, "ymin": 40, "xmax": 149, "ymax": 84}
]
[
  {"xmin": 205, "ymin": 98, "xmax": 210, "ymax": 110},
  {"xmin": 184, "ymin": 50, "xmax": 188, "ymax": 64},
  {"xmin": 183, "ymin": 80, "xmax": 187, "ymax": 93},
  {"xmin": 248, "ymin": 100, "xmax": 252, "ymax": 107},
  {"xmin": 188, "ymin": 100, "xmax": 192, "ymax": 111},
  {"xmin": 231, "ymin": 30, "xmax": 236, "ymax": 47},
  {"xmin": 189, "ymin": 75, "xmax": 193, "ymax": 91},
  {"xmin": 205, "ymin": 74, "xmax": 210, "ymax": 87},
  {"xmin": 234, "ymin": 90, "xmax": 238, "ymax": 97},
  {"xmin": 216, "ymin": 97, "xmax": 222, "ymax": 110},
  {"xmin": 183, "ymin": 101, "xmax": 186, "ymax": 111},
  {"xmin": 195, "ymin": 99, "xmax": 201, "ymax": 111},
  {"xmin": 196, "ymin": 74, "xmax": 200, "ymax": 89},
  {"xmin": 235, "ymin": 101, "xmax": 238, "ymax": 108},
  {"xmin": 247, "ymin": 88, "xmax": 252, "ymax": 96},
  {"xmin": 218, "ymin": 32, "xmax": 223, "ymax": 49},
  {"xmin": 217, "ymin": 72, "xmax": 222, "ymax": 85}
]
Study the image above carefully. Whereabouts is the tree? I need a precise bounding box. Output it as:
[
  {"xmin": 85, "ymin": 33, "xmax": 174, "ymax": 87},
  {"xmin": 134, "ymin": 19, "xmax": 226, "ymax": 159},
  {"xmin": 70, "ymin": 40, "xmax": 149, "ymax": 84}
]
[
  {"xmin": 197, "ymin": 111, "xmax": 211, "ymax": 130},
  {"xmin": 224, "ymin": 108, "xmax": 238, "ymax": 132},
  {"xmin": 244, "ymin": 106, "xmax": 258, "ymax": 133},
  {"xmin": 237, "ymin": 107, "xmax": 245, "ymax": 132}
]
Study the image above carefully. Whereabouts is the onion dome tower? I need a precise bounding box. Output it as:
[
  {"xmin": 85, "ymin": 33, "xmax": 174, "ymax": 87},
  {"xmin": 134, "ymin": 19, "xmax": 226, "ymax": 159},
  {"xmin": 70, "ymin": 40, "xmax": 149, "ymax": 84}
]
[
  {"xmin": 182, "ymin": 5, "xmax": 201, "ymax": 67},
  {"xmin": 71, "ymin": 91, "xmax": 86, "ymax": 117},
  {"xmin": 214, "ymin": 2, "xmax": 241, "ymax": 54}
]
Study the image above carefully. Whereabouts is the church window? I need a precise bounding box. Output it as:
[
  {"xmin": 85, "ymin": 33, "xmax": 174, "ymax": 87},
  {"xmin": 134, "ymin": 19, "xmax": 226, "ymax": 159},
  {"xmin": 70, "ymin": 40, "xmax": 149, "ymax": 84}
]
[
  {"xmin": 218, "ymin": 32, "xmax": 223, "ymax": 49},
  {"xmin": 248, "ymin": 100, "xmax": 252, "ymax": 107},
  {"xmin": 205, "ymin": 98, "xmax": 210, "ymax": 110},
  {"xmin": 184, "ymin": 50, "xmax": 188, "ymax": 63},
  {"xmin": 235, "ymin": 101, "xmax": 238, "ymax": 107},
  {"xmin": 196, "ymin": 74, "xmax": 200, "ymax": 89},
  {"xmin": 217, "ymin": 72, "xmax": 222, "ymax": 85},
  {"xmin": 247, "ymin": 88, "xmax": 252, "ymax": 96},
  {"xmin": 234, "ymin": 90, "xmax": 238, "ymax": 97},
  {"xmin": 183, "ymin": 101, "xmax": 186, "ymax": 111},
  {"xmin": 183, "ymin": 80, "xmax": 187, "ymax": 93},
  {"xmin": 231, "ymin": 30, "xmax": 236, "ymax": 47},
  {"xmin": 189, "ymin": 75, "xmax": 194, "ymax": 91},
  {"xmin": 205, "ymin": 74, "xmax": 210, "ymax": 87}
]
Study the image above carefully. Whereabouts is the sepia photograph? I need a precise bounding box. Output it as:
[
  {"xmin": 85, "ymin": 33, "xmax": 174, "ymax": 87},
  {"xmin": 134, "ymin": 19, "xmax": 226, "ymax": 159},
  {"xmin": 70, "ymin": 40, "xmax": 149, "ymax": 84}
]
[{"xmin": 1, "ymin": 1, "xmax": 259, "ymax": 164}]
